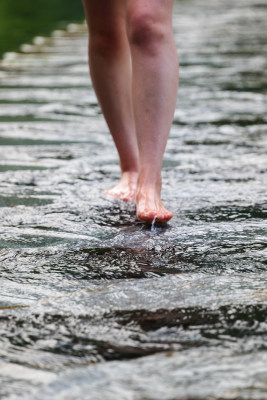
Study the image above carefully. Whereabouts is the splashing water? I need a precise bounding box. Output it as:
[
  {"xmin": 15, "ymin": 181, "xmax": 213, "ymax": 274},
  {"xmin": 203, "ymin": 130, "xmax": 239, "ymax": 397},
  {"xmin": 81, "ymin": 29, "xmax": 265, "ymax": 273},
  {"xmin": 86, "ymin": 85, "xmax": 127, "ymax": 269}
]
[{"xmin": 151, "ymin": 215, "xmax": 158, "ymax": 232}]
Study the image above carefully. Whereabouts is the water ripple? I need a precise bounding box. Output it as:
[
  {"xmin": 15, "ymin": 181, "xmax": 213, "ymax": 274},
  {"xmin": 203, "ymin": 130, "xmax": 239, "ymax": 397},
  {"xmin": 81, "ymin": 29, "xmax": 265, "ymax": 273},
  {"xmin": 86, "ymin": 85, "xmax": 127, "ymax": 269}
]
[{"xmin": 0, "ymin": 0, "xmax": 267, "ymax": 398}]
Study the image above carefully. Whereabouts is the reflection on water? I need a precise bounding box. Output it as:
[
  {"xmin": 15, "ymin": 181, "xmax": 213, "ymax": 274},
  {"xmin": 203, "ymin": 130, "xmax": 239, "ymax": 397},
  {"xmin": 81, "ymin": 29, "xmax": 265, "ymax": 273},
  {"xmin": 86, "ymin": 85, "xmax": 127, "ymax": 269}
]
[{"xmin": 0, "ymin": 0, "xmax": 267, "ymax": 399}]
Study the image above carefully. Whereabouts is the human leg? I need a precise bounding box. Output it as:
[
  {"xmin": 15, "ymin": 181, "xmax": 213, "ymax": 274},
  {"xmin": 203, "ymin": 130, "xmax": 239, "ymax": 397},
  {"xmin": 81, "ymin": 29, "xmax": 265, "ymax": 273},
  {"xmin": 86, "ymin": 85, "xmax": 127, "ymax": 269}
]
[
  {"xmin": 126, "ymin": 0, "xmax": 179, "ymax": 222},
  {"xmin": 82, "ymin": 0, "xmax": 139, "ymax": 201}
]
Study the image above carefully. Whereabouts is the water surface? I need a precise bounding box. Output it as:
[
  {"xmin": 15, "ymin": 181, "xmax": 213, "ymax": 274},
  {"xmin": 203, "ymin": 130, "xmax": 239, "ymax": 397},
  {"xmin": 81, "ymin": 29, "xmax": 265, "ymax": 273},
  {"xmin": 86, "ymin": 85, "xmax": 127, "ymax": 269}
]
[{"xmin": 0, "ymin": 0, "xmax": 267, "ymax": 399}]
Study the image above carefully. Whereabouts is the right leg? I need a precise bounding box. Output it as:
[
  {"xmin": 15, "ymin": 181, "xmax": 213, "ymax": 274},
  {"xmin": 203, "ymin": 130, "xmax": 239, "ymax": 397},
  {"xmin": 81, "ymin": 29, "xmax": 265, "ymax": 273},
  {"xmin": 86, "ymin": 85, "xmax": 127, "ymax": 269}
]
[
  {"xmin": 82, "ymin": 0, "xmax": 139, "ymax": 201},
  {"xmin": 126, "ymin": 0, "xmax": 178, "ymax": 223}
]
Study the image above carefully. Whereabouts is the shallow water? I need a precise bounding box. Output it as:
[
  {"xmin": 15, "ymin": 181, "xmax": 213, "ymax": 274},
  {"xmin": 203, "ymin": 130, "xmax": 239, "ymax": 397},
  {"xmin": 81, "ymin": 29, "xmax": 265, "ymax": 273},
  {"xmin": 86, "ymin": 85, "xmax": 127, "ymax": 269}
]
[{"xmin": 0, "ymin": 0, "xmax": 267, "ymax": 399}]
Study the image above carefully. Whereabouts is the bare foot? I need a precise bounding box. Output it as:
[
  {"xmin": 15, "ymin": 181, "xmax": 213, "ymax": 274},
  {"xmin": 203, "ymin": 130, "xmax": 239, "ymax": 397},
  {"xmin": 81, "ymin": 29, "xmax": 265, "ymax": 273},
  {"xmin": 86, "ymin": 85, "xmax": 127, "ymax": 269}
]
[
  {"xmin": 105, "ymin": 171, "xmax": 138, "ymax": 202},
  {"xmin": 136, "ymin": 185, "xmax": 173, "ymax": 223}
]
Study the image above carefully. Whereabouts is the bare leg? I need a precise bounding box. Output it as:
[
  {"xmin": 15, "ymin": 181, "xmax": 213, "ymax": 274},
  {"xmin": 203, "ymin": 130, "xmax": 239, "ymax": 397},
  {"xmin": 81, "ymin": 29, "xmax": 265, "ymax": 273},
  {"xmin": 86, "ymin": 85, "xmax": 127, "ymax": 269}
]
[
  {"xmin": 82, "ymin": 0, "xmax": 139, "ymax": 201},
  {"xmin": 82, "ymin": 0, "xmax": 178, "ymax": 221},
  {"xmin": 127, "ymin": 0, "xmax": 179, "ymax": 223}
]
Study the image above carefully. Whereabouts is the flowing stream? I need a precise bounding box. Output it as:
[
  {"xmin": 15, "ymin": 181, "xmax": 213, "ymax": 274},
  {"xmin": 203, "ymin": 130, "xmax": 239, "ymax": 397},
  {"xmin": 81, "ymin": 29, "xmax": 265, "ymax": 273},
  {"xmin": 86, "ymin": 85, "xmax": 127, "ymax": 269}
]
[{"xmin": 0, "ymin": 0, "xmax": 266, "ymax": 399}]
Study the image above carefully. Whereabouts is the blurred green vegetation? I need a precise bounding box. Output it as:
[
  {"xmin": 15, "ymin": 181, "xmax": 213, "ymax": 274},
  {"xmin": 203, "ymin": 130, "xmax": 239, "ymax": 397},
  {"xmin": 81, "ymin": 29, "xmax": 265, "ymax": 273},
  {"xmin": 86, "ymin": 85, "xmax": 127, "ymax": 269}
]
[{"xmin": 0, "ymin": 0, "xmax": 84, "ymax": 58}]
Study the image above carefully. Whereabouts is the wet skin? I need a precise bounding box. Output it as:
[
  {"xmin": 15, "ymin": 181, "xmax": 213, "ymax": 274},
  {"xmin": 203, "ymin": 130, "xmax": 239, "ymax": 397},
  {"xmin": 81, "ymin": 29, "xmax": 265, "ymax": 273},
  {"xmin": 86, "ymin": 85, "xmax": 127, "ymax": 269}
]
[{"xmin": 105, "ymin": 171, "xmax": 173, "ymax": 224}]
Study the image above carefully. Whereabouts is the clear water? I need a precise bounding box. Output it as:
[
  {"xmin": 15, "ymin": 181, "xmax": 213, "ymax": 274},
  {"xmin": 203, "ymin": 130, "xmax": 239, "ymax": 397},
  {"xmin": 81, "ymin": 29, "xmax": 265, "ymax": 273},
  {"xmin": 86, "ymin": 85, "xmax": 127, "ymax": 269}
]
[{"xmin": 0, "ymin": 0, "xmax": 267, "ymax": 399}]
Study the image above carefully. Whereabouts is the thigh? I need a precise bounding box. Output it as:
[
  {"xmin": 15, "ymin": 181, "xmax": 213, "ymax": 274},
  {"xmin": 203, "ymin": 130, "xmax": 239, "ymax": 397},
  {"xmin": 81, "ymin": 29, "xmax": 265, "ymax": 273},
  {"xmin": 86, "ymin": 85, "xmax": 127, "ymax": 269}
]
[{"xmin": 82, "ymin": 0, "xmax": 126, "ymax": 34}]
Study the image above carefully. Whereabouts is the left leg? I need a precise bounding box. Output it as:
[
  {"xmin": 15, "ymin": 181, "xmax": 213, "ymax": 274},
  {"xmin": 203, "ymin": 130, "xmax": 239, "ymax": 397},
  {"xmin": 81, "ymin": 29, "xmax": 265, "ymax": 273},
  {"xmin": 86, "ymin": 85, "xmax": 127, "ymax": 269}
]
[
  {"xmin": 82, "ymin": 0, "xmax": 139, "ymax": 201},
  {"xmin": 126, "ymin": 0, "xmax": 179, "ymax": 222}
]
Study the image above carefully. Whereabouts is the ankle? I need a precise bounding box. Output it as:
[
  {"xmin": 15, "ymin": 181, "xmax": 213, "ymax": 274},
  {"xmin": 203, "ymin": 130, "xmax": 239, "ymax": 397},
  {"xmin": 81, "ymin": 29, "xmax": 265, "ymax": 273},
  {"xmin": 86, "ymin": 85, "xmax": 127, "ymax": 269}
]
[
  {"xmin": 137, "ymin": 169, "xmax": 162, "ymax": 189},
  {"xmin": 120, "ymin": 162, "xmax": 139, "ymax": 175},
  {"xmin": 121, "ymin": 169, "xmax": 139, "ymax": 179}
]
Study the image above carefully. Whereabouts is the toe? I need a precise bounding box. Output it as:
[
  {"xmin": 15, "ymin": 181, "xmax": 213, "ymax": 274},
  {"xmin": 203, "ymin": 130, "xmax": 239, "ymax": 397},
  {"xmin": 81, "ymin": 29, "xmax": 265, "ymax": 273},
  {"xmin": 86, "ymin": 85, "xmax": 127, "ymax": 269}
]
[
  {"xmin": 137, "ymin": 209, "xmax": 173, "ymax": 224},
  {"xmin": 137, "ymin": 210, "xmax": 157, "ymax": 223},
  {"xmin": 156, "ymin": 211, "xmax": 173, "ymax": 223}
]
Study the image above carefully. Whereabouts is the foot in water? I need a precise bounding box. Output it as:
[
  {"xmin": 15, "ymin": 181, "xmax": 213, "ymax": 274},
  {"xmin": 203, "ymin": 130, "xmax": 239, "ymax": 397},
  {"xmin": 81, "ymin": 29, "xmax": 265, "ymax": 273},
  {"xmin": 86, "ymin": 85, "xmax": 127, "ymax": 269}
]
[
  {"xmin": 104, "ymin": 171, "xmax": 138, "ymax": 202},
  {"xmin": 135, "ymin": 184, "xmax": 173, "ymax": 224},
  {"xmin": 105, "ymin": 172, "xmax": 173, "ymax": 224}
]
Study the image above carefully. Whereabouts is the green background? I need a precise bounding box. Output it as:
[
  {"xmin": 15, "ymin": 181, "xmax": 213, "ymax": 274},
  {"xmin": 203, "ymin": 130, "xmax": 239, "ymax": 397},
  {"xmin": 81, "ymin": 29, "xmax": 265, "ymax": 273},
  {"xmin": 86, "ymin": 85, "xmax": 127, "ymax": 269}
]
[{"xmin": 0, "ymin": 0, "xmax": 85, "ymax": 58}]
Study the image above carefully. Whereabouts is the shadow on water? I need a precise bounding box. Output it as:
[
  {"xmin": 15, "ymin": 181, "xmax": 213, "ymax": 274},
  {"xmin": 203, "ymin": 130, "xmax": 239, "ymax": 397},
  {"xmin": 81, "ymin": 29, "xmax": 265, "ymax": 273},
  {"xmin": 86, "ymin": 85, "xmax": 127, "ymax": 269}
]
[{"xmin": 0, "ymin": 304, "xmax": 266, "ymax": 368}]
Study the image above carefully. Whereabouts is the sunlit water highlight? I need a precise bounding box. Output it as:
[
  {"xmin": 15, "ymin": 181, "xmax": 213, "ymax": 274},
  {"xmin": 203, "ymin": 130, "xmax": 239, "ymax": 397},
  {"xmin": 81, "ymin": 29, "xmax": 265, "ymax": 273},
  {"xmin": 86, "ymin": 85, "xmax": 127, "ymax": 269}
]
[{"xmin": 0, "ymin": 0, "xmax": 266, "ymax": 399}]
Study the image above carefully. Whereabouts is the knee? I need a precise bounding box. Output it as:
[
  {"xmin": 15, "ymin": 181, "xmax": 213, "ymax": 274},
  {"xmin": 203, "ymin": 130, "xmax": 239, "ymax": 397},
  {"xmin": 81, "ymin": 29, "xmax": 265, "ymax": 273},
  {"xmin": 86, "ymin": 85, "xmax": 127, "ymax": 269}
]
[
  {"xmin": 89, "ymin": 27, "xmax": 126, "ymax": 58},
  {"xmin": 127, "ymin": 10, "xmax": 168, "ymax": 52}
]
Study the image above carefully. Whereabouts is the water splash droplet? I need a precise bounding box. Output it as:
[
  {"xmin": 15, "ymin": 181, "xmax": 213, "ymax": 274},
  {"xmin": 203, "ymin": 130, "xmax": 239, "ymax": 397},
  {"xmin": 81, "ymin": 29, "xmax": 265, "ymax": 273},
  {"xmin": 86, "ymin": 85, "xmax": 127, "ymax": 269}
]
[{"xmin": 151, "ymin": 215, "xmax": 158, "ymax": 232}]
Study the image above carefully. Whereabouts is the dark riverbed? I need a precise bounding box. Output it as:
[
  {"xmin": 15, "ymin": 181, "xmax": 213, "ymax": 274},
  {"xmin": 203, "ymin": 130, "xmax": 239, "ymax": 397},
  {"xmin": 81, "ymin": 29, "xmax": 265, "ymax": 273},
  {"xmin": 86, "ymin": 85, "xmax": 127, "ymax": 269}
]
[{"xmin": 0, "ymin": 0, "xmax": 267, "ymax": 399}]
